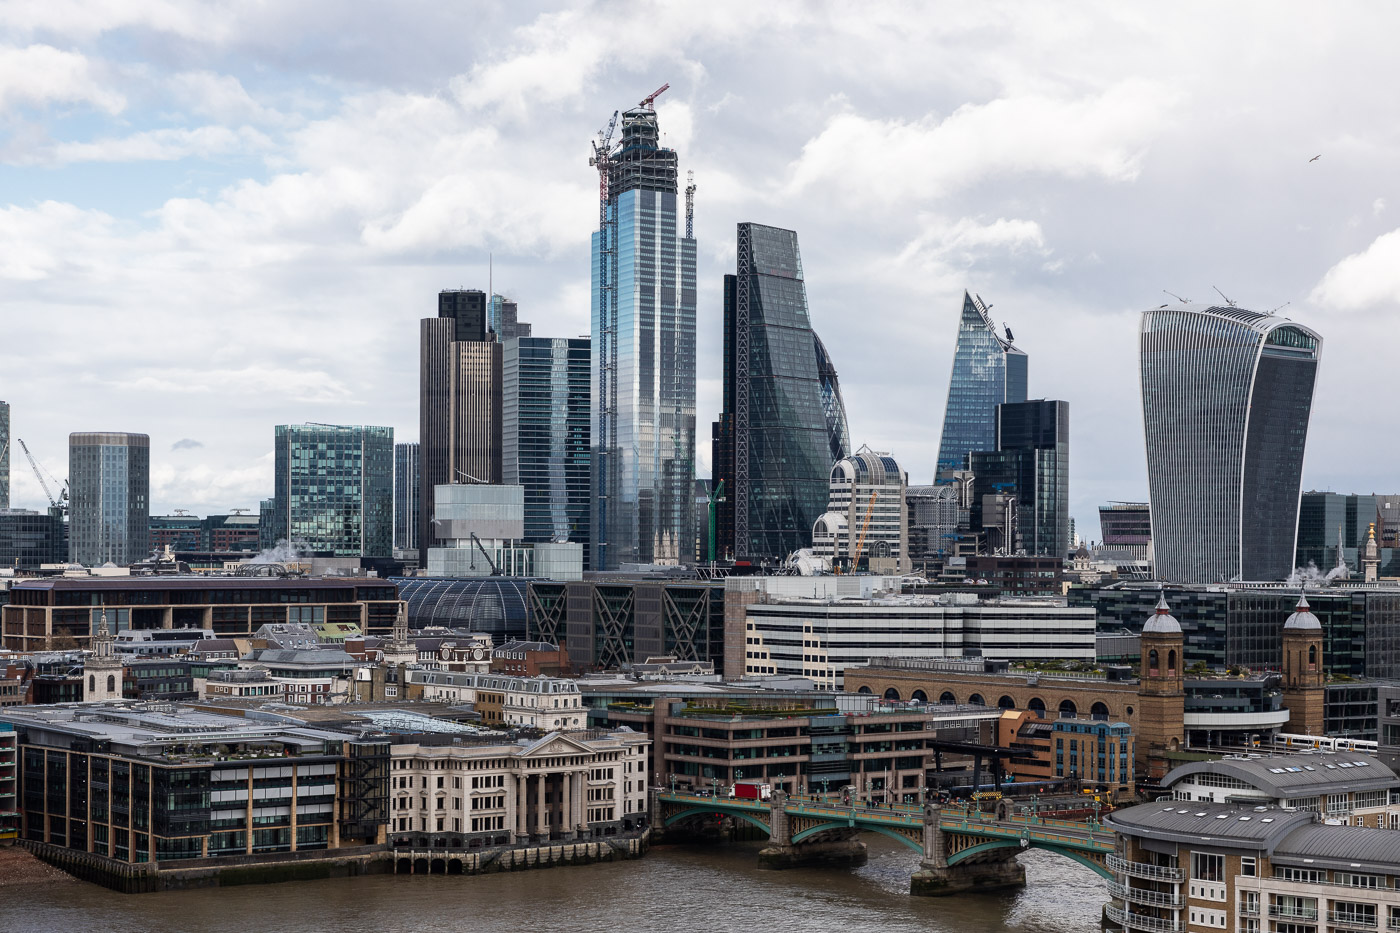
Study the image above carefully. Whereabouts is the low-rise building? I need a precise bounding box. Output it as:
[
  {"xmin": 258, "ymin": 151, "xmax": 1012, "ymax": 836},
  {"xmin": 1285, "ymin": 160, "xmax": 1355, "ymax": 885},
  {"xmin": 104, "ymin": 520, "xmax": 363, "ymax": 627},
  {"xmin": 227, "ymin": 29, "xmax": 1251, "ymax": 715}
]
[
  {"xmin": 1161, "ymin": 752, "xmax": 1400, "ymax": 825},
  {"xmin": 492, "ymin": 640, "xmax": 570, "ymax": 677},
  {"xmin": 407, "ymin": 670, "xmax": 586, "ymax": 730}
]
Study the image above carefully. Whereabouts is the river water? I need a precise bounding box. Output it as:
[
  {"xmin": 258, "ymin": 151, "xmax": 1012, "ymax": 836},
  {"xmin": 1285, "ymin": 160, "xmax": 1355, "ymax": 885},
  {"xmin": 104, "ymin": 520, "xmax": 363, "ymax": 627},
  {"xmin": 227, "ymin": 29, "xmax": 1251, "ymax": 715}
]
[{"xmin": 0, "ymin": 837, "xmax": 1108, "ymax": 933}]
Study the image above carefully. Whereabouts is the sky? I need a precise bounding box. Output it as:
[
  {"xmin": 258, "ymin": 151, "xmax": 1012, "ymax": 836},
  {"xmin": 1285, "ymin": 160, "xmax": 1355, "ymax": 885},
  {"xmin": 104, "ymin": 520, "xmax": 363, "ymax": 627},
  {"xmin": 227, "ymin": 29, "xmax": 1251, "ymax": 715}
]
[{"xmin": 2, "ymin": 1, "xmax": 1399, "ymax": 542}]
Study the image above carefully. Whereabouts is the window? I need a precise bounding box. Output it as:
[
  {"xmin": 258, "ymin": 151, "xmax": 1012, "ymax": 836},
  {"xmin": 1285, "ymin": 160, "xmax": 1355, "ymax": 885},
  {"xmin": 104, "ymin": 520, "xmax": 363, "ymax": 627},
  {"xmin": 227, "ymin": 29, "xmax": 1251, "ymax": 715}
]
[
  {"xmin": 1240, "ymin": 856, "xmax": 1256, "ymax": 877},
  {"xmin": 1192, "ymin": 851, "xmax": 1224, "ymax": 882}
]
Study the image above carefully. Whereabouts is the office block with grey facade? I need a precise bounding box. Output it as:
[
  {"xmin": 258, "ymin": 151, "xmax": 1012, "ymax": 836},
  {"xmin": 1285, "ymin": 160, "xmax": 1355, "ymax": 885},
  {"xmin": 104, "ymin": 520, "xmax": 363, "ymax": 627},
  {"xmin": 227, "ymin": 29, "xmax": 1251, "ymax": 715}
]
[
  {"xmin": 267, "ymin": 424, "xmax": 393, "ymax": 558},
  {"xmin": 68, "ymin": 432, "xmax": 149, "ymax": 566},
  {"xmin": 394, "ymin": 442, "xmax": 420, "ymax": 553}
]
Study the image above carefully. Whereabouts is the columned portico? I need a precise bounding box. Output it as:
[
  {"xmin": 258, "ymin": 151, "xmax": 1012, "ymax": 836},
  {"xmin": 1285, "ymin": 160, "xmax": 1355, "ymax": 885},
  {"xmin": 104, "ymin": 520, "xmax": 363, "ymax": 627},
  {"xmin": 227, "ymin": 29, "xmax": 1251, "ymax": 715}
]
[{"xmin": 534, "ymin": 772, "xmax": 547, "ymax": 837}]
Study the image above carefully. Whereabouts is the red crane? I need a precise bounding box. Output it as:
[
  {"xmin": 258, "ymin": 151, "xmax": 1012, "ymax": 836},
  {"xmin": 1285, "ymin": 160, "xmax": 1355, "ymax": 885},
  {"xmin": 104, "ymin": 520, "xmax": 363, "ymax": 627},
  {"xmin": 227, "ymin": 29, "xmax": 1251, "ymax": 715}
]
[{"xmin": 640, "ymin": 83, "xmax": 669, "ymax": 109}]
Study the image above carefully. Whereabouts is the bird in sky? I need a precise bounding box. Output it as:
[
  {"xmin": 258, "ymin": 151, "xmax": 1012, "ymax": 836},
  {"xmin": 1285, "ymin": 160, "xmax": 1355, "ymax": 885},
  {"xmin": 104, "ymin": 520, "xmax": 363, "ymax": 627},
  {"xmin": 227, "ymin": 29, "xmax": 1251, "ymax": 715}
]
[{"xmin": 1309, "ymin": 154, "xmax": 1321, "ymax": 162}]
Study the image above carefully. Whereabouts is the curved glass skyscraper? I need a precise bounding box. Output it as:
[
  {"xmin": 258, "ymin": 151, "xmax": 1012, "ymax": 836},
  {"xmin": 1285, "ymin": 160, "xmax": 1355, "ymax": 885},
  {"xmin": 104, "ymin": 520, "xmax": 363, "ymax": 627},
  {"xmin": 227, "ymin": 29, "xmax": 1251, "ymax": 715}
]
[
  {"xmin": 936, "ymin": 291, "xmax": 1027, "ymax": 480},
  {"xmin": 814, "ymin": 332, "xmax": 851, "ymax": 464},
  {"xmin": 1140, "ymin": 304, "xmax": 1322, "ymax": 583}
]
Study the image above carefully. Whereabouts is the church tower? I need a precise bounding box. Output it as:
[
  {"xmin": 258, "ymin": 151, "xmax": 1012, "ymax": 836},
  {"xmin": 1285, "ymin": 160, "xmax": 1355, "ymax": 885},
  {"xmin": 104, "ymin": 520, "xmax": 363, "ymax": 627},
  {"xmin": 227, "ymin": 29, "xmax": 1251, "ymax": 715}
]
[
  {"xmin": 1137, "ymin": 595, "xmax": 1185, "ymax": 779},
  {"xmin": 1281, "ymin": 594, "xmax": 1325, "ymax": 735},
  {"xmin": 84, "ymin": 609, "xmax": 124, "ymax": 703}
]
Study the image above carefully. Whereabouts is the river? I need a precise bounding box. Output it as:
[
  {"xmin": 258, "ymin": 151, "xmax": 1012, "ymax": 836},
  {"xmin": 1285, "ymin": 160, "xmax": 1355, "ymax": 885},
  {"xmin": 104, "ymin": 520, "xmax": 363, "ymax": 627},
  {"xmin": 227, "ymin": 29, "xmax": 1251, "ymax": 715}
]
[{"xmin": 0, "ymin": 837, "xmax": 1108, "ymax": 933}]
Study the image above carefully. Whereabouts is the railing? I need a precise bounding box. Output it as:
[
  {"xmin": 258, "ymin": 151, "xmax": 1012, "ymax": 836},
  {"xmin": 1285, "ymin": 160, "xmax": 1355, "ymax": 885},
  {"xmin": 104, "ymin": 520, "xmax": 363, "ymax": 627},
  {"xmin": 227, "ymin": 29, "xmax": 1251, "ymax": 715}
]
[
  {"xmin": 1107, "ymin": 854, "xmax": 1184, "ymax": 882},
  {"xmin": 1268, "ymin": 905, "xmax": 1319, "ymax": 921},
  {"xmin": 1108, "ymin": 880, "xmax": 1182, "ymax": 908},
  {"xmin": 1105, "ymin": 903, "xmax": 1181, "ymax": 933},
  {"xmin": 1328, "ymin": 911, "xmax": 1378, "ymax": 929}
]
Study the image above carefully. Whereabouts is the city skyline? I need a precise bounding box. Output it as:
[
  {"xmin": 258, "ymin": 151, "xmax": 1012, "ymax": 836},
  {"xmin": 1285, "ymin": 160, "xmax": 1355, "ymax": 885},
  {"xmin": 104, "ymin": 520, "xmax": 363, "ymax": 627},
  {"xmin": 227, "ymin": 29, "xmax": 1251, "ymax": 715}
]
[{"xmin": 2, "ymin": 6, "xmax": 1398, "ymax": 543}]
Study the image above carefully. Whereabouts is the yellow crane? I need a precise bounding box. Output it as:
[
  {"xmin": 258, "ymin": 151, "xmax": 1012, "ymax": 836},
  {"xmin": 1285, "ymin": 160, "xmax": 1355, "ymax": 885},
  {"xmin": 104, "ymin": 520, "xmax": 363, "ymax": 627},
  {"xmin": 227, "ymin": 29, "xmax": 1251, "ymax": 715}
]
[{"xmin": 851, "ymin": 490, "xmax": 878, "ymax": 572}]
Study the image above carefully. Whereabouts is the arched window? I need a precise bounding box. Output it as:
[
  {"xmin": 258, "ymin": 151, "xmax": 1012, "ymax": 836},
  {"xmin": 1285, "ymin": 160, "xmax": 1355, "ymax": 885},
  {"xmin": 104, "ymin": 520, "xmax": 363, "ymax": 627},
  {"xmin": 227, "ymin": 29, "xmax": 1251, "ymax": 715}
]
[
  {"xmin": 1167, "ymin": 650, "xmax": 1177, "ymax": 673},
  {"xmin": 1308, "ymin": 645, "xmax": 1317, "ymax": 669},
  {"xmin": 1148, "ymin": 649, "xmax": 1160, "ymax": 676},
  {"xmin": 1091, "ymin": 702, "xmax": 1110, "ymax": 721},
  {"xmin": 968, "ymin": 693, "xmax": 985, "ymax": 707},
  {"xmin": 938, "ymin": 692, "xmax": 956, "ymax": 705},
  {"xmin": 911, "ymin": 690, "xmax": 928, "ymax": 703},
  {"xmin": 883, "ymin": 687, "xmax": 901, "ymax": 701},
  {"xmin": 88, "ymin": 675, "xmax": 95, "ymax": 694},
  {"xmin": 107, "ymin": 675, "xmax": 116, "ymax": 693},
  {"xmin": 997, "ymin": 695, "xmax": 1016, "ymax": 710},
  {"xmin": 1059, "ymin": 699, "xmax": 1077, "ymax": 719},
  {"xmin": 857, "ymin": 685, "xmax": 872, "ymax": 694},
  {"xmin": 1027, "ymin": 697, "xmax": 1046, "ymax": 718}
]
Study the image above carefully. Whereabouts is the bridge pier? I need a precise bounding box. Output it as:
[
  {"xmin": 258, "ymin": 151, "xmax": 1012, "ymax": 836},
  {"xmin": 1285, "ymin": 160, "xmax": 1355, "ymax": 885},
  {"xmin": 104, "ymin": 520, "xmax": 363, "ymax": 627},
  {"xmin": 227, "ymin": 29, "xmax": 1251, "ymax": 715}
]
[
  {"xmin": 756, "ymin": 790, "xmax": 867, "ymax": 870},
  {"xmin": 909, "ymin": 801, "xmax": 1025, "ymax": 897}
]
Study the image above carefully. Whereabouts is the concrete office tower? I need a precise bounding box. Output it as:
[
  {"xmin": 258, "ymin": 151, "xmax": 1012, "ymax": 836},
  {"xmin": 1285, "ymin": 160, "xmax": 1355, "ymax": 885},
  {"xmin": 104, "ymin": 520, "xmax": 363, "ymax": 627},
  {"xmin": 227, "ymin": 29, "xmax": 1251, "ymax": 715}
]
[
  {"xmin": 269, "ymin": 424, "xmax": 393, "ymax": 557},
  {"xmin": 420, "ymin": 289, "xmax": 503, "ymax": 553},
  {"xmin": 935, "ymin": 291, "xmax": 1027, "ymax": 481},
  {"xmin": 503, "ymin": 335, "xmax": 591, "ymax": 567},
  {"xmin": 969, "ymin": 400, "xmax": 1069, "ymax": 557},
  {"xmin": 489, "ymin": 294, "xmax": 531, "ymax": 340},
  {"xmin": 711, "ymin": 223, "xmax": 843, "ymax": 563},
  {"xmin": 589, "ymin": 101, "xmax": 696, "ymax": 568},
  {"xmin": 394, "ymin": 442, "xmax": 420, "ymax": 554},
  {"xmin": 0, "ymin": 400, "xmax": 8, "ymax": 509},
  {"xmin": 69, "ymin": 432, "xmax": 149, "ymax": 566},
  {"xmin": 1140, "ymin": 304, "xmax": 1321, "ymax": 583},
  {"xmin": 811, "ymin": 446, "xmax": 909, "ymax": 573}
]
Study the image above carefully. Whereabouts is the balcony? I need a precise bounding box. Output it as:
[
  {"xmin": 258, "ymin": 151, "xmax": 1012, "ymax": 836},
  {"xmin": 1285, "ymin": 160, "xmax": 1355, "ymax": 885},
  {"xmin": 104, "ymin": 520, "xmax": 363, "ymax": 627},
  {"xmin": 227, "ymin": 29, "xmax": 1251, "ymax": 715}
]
[
  {"xmin": 1328, "ymin": 912, "xmax": 1378, "ymax": 930},
  {"xmin": 1105, "ymin": 903, "xmax": 1181, "ymax": 933},
  {"xmin": 1268, "ymin": 905, "xmax": 1319, "ymax": 921},
  {"xmin": 1108, "ymin": 881, "xmax": 1182, "ymax": 909},
  {"xmin": 1107, "ymin": 854, "xmax": 1184, "ymax": 882}
]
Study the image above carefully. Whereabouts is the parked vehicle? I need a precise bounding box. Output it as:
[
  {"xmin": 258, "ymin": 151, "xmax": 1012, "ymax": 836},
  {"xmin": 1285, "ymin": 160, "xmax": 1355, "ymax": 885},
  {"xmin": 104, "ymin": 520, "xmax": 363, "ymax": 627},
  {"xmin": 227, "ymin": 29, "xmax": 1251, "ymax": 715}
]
[{"xmin": 729, "ymin": 782, "xmax": 773, "ymax": 801}]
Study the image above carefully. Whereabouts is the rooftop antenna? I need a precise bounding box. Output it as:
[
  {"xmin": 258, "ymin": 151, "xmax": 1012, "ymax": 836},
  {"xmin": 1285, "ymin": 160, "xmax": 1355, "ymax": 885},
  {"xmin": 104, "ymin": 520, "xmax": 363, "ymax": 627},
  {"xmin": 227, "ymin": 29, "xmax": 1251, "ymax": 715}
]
[
  {"xmin": 1212, "ymin": 286, "xmax": 1236, "ymax": 307},
  {"xmin": 1270, "ymin": 300, "xmax": 1291, "ymax": 314},
  {"xmin": 1163, "ymin": 289, "xmax": 1189, "ymax": 304}
]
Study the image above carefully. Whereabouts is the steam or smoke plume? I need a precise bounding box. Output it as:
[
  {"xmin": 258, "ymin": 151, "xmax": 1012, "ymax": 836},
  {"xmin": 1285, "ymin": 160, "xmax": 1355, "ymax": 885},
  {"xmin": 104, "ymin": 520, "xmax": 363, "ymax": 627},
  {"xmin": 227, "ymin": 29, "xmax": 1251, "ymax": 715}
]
[
  {"xmin": 246, "ymin": 539, "xmax": 311, "ymax": 564},
  {"xmin": 1285, "ymin": 561, "xmax": 1349, "ymax": 587}
]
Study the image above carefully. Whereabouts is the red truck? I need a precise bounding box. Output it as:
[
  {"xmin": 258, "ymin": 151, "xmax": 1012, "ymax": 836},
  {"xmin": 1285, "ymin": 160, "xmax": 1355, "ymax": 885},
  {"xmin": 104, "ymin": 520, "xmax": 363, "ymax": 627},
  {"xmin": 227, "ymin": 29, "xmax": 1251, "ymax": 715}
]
[{"xmin": 729, "ymin": 782, "xmax": 773, "ymax": 801}]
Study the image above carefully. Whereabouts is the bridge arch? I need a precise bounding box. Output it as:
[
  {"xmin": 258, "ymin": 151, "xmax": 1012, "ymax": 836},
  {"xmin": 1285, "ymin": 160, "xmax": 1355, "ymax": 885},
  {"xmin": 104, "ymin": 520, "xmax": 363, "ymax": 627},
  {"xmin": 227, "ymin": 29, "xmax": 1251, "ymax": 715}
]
[
  {"xmin": 947, "ymin": 839, "xmax": 1112, "ymax": 879},
  {"xmin": 664, "ymin": 806, "xmax": 771, "ymax": 837},
  {"xmin": 791, "ymin": 821, "xmax": 921, "ymax": 852}
]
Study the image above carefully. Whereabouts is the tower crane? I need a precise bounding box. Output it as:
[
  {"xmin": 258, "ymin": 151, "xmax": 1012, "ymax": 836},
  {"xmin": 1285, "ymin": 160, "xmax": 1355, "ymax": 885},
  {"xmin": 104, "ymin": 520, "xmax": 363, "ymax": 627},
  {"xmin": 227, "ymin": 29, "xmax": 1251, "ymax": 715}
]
[
  {"xmin": 640, "ymin": 83, "xmax": 669, "ymax": 109},
  {"xmin": 18, "ymin": 438, "xmax": 68, "ymax": 512}
]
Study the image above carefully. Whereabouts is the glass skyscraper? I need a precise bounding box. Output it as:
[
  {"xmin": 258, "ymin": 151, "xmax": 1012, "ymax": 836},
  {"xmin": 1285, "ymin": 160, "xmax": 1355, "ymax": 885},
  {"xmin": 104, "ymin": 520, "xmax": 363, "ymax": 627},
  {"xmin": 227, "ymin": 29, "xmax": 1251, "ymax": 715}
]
[
  {"xmin": 69, "ymin": 432, "xmax": 149, "ymax": 566},
  {"xmin": 1140, "ymin": 304, "xmax": 1322, "ymax": 583},
  {"xmin": 711, "ymin": 222, "xmax": 846, "ymax": 563},
  {"xmin": 503, "ymin": 335, "xmax": 591, "ymax": 566},
  {"xmin": 394, "ymin": 442, "xmax": 420, "ymax": 553},
  {"xmin": 269, "ymin": 424, "xmax": 393, "ymax": 557},
  {"xmin": 936, "ymin": 291, "xmax": 1027, "ymax": 480},
  {"xmin": 590, "ymin": 104, "xmax": 696, "ymax": 568},
  {"xmin": 969, "ymin": 400, "xmax": 1069, "ymax": 557}
]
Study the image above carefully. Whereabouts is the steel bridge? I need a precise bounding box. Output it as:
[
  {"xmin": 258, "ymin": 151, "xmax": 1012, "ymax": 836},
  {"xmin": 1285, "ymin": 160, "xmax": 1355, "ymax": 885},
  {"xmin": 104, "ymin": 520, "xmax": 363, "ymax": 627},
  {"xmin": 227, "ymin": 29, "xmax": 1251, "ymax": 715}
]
[{"xmin": 653, "ymin": 789, "xmax": 1114, "ymax": 895}]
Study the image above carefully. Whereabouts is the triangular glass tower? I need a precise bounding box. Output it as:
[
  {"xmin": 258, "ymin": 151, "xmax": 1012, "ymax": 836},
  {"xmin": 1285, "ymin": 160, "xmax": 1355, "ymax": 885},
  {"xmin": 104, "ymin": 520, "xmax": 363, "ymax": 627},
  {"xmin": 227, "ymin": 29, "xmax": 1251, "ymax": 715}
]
[{"xmin": 935, "ymin": 291, "xmax": 1027, "ymax": 480}]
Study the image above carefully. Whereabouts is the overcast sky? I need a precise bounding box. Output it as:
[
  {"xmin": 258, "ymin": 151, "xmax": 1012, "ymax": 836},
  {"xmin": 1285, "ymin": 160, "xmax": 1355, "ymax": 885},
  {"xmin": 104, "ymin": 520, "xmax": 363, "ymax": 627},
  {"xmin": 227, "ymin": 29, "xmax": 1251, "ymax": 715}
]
[{"xmin": 2, "ymin": 2, "xmax": 1398, "ymax": 541}]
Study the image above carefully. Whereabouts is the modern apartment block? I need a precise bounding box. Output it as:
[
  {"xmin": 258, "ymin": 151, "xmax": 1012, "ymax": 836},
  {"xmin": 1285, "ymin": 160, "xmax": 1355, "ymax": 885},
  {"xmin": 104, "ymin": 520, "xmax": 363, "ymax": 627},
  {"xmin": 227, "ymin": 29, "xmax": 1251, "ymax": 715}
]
[
  {"xmin": 420, "ymin": 289, "xmax": 503, "ymax": 554},
  {"xmin": 268, "ymin": 424, "xmax": 393, "ymax": 557},
  {"xmin": 935, "ymin": 292, "xmax": 1027, "ymax": 481},
  {"xmin": 711, "ymin": 222, "xmax": 847, "ymax": 564},
  {"xmin": 589, "ymin": 101, "xmax": 697, "ymax": 569},
  {"xmin": 394, "ymin": 442, "xmax": 420, "ymax": 555},
  {"xmin": 68, "ymin": 432, "xmax": 150, "ymax": 567},
  {"xmin": 1140, "ymin": 304, "xmax": 1322, "ymax": 582},
  {"xmin": 502, "ymin": 336, "xmax": 591, "ymax": 566}
]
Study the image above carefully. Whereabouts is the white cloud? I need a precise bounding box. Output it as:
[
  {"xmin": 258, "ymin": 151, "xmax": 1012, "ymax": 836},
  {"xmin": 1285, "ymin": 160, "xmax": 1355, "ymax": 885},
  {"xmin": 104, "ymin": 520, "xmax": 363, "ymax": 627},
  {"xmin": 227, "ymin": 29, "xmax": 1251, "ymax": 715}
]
[
  {"xmin": 42, "ymin": 124, "xmax": 274, "ymax": 164},
  {"xmin": 169, "ymin": 71, "xmax": 292, "ymax": 127},
  {"xmin": 1310, "ymin": 229, "xmax": 1400, "ymax": 311},
  {"xmin": 0, "ymin": 44, "xmax": 124, "ymax": 113}
]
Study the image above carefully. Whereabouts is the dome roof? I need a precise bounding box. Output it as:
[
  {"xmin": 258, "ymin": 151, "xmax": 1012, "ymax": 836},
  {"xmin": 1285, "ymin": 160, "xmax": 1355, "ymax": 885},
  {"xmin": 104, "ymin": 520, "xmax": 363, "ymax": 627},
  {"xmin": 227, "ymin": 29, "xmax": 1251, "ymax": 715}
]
[
  {"xmin": 1143, "ymin": 594, "xmax": 1182, "ymax": 634},
  {"xmin": 1283, "ymin": 594, "xmax": 1322, "ymax": 632}
]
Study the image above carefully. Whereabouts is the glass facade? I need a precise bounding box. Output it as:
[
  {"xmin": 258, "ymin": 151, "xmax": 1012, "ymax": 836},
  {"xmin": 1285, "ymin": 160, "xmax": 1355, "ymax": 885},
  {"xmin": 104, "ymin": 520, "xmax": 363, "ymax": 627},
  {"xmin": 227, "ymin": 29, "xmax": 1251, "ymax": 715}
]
[
  {"xmin": 68, "ymin": 432, "xmax": 149, "ymax": 567},
  {"xmin": 1140, "ymin": 305, "xmax": 1321, "ymax": 582},
  {"xmin": 0, "ymin": 508, "xmax": 65, "ymax": 570},
  {"xmin": 590, "ymin": 106, "xmax": 696, "ymax": 569},
  {"xmin": 394, "ymin": 442, "xmax": 419, "ymax": 552},
  {"xmin": 936, "ymin": 292, "xmax": 1027, "ymax": 480},
  {"xmin": 813, "ymin": 333, "xmax": 851, "ymax": 465},
  {"xmin": 269, "ymin": 424, "xmax": 393, "ymax": 557},
  {"xmin": 996, "ymin": 400, "xmax": 1069, "ymax": 557},
  {"xmin": 712, "ymin": 223, "xmax": 835, "ymax": 563},
  {"xmin": 503, "ymin": 336, "xmax": 591, "ymax": 567},
  {"xmin": 0, "ymin": 400, "xmax": 9, "ymax": 509},
  {"xmin": 390, "ymin": 576, "xmax": 532, "ymax": 641},
  {"xmin": 1297, "ymin": 492, "xmax": 1400, "ymax": 574}
]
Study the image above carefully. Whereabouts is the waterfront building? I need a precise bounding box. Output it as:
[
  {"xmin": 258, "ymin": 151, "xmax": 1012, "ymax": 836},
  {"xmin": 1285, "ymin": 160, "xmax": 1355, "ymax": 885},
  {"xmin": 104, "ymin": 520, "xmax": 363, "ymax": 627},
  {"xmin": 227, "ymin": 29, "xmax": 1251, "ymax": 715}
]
[
  {"xmin": 268, "ymin": 424, "xmax": 394, "ymax": 558},
  {"xmin": 711, "ymin": 222, "xmax": 845, "ymax": 564},
  {"xmin": 0, "ymin": 508, "xmax": 66, "ymax": 570},
  {"xmin": 969, "ymin": 399, "xmax": 1069, "ymax": 557},
  {"xmin": 1105, "ymin": 800, "xmax": 1400, "ymax": 933},
  {"xmin": 8, "ymin": 702, "xmax": 390, "ymax": 861},
  {"xmin": 0, "ymin": 576, "xmax": 400, "ymax": 651},
  {"xmin": 1161, "ymin": 752, "xmax": 1400, "ymax": 824},
  {"xmin": 420, "ymin": 288, "xmax": 503, "ymax": 554},
  {"xmin": 811, "ymin": 446, "xmax": 909, "ymax": 573},
  {"xmin": 935, "ymin": 292, "xmax": 1027, "ymax": 481},
  {"xmin": 388, "ymin": 727, "xmax": 649, "ymax": 846},
  {"xmin": 528, "ymin": 577, "xmax": 723, "ymax": 672},
  {"xmin": 1140, "ymin": 303, "xmax": 1322, "ymax": 582},
  {"xmin": 502, "ymin": 335, "xmax": 591, "ymax": 567},
  {"xmin": 997, "ymin": 710, "xmax": 1135, "ymax": 796},
  {"xmin": 394, "ymin": 442, "xmax": 420, "ymax": 557},
  {"xmin": 589, "ymin": 101, "xmax": 697, "ymax": 570},
  {"xmin": 69, "ymin": 432, "xmax": 150, "ymax": 567}
]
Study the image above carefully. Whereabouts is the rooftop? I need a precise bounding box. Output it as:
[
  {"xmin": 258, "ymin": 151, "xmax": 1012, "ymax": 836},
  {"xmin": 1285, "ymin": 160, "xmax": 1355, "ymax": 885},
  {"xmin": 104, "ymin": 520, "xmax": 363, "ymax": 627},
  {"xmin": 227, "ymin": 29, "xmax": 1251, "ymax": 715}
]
[{"xmin": 1163, "ymin": 752, "xmax": 1397, "ymax": 798}]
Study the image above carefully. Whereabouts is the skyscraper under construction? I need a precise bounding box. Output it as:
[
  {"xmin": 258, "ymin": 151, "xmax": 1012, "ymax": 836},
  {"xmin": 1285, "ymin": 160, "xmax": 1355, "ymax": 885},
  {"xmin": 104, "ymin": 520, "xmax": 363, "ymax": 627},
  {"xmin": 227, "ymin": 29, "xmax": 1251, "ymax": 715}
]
[{"xmin": 589, "ymin": 90, "xmax": 697, "ymax": 569}]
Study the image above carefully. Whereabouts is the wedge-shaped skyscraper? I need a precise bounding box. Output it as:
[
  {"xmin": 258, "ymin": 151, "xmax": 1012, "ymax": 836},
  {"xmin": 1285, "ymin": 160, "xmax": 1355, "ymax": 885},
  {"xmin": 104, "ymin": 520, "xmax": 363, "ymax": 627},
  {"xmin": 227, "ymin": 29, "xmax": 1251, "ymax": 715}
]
[
  {"xmin": 1140, "ymin": 304, "xmax": 1322, "ymax": 583},
  {"xmin": 936, "ymin": 291, "xmax": 1027, "ymax": 480}
]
